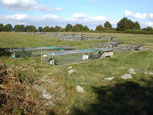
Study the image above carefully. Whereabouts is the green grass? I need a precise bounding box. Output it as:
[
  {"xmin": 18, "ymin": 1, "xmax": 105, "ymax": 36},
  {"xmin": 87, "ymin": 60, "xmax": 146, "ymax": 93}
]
[{"xmin": 0, "ymin": 32, "xmax": 153, "ymax": 114}]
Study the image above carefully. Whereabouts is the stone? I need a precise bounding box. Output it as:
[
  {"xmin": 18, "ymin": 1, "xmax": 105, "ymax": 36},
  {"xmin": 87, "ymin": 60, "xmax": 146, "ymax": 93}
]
[
  {"xmin": 144, "ymin": 72, "xmax": 153, "ymax": 75},
  {"xmin": 46, "ymin": 101, "xmax": 54, "ymax": 106},
  {"xmin": 42, "ymin": 91, "xmax": 52, "ymax": 100},
  {"xmin": 68, "ymin": 69, "xmax": 76, "ymax": 75},
  {"xmin": 105, "ymin": 77, "xmax": 114, "ymax": 81},
  {"xmin": 76, "ymin": 85, "xmax": 85, "ymax": 93},
  {"xmin": 148, "ymin": 72, "xmax": 153, "ymax": 75},
  {"xmin": 129, "ymin": 68, "xmax": 136, "ymax": 74},
  {"xmin": 68, "ymin": 66, "xmax": 72, "ymax": 69},
  {"xmin": 121, "ymin": 74, "xmax": 132, "ymax": 79}
]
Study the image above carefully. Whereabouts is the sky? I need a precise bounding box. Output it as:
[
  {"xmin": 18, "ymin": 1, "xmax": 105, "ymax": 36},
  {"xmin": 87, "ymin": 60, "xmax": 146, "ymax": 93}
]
[{"xmin": 0, "ymin": 0, "xmax": 153, "ymax": 29}]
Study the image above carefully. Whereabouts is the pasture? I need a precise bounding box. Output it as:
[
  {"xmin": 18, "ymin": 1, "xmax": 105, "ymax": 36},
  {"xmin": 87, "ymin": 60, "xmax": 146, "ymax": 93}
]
[{"xmin": 0, "ymin": 32, "xmax": 153, "ymax": 114}]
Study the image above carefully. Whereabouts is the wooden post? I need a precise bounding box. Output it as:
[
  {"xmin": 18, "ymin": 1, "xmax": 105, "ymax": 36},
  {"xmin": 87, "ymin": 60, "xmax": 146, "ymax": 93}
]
[{"xmin": 53, "ymin": 58, "xmax": 55, "ymax": 66}]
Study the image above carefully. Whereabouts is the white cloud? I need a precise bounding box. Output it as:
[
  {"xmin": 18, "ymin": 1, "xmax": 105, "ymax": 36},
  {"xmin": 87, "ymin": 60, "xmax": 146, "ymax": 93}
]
[
  {"xmin": 145, "ymin": 22, "xmax": 153, "ymax": 27},
  {"xmin": 72, "ymin": 13, "xmax": 87, "ymax": 19},
  {"xmin": 125, "ymin": 10, "xmax": 147, "ymax": 19},
  {"xmin": 90, "ymin": 16, "xmax": 107, "ymax": 21},
  {"xmin": 3, "ymin": 14, "xmax": 29, "ymax": 20},
  {"xmin": 0, "ymin": 0, "xmax": 62, "ymax": 12},
  {"xmin": 149, "ymin": 13, "xmax": 153, "ymax": 19},
  {"xmin": 0, "ymin": 13, "xmax": 116, "ymax": 29}
]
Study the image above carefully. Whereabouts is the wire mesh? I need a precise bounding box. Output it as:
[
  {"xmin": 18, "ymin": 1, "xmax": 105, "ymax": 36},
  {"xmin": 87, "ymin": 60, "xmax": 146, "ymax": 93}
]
[
  {"xmin": 9, "ymin": 47, "xmax": 64, "ymax": 58},
  {"xmin": 42, "ymin": 49, "xmax": 103, "ymax": 65}
]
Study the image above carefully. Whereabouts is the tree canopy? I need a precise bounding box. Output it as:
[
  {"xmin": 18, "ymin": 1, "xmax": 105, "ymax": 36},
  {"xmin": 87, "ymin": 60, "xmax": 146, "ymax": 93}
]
[
  {"xmin": 26, "ymin": 25, "xmax": 36, "ymax": 32},
  {"xmin": 65, "ymin": 24, "xmax": 73, "ymax": 32},
  {"xmin": 95, "ymin": 25, "xmax": 104, "ymax": 32},
  {"xmin": 104, "ymin": 21, "xmax": 112, "ymax": 29},
  {"xmin": 117, "ymin": 17, "xmax": 141, "ymax": 31},
  {"xmin": 14, "ymin": 25, "xmax": 26, "ymax": 32}
]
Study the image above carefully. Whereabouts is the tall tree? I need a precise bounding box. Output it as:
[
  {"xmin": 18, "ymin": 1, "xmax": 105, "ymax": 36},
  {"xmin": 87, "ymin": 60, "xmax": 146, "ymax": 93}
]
[
  {"xmin": 95, "ymin": 25, "xmax": 104, "ymax": 32},
  {"xmin": 72, "ymin": 24, "xmax": 84, "ymax": 32},
  {"xmin": 83, "ymin": 26, "xmax": 89, "ymax": 32},
  {"xmin": 4, "ymin": 24, "xmax": 13, "ymax": 31},
  {"xmin": 143, "ymin": 27, "xmax": 153, "ymax": 31},
  {"xmin": 55, "ymin": 26, "xmax": 62, "ymax": 32},
  {"xmin": 38, "ymin": 27, "xmax": 43, "ymax": 32},
  {"xmin": 0, "ymin": 24, "xmax": 4, "ymax": 31},
  {"xmin": 14, "ymin": 25, "xmax": 25, "ymax": 32},
  {"xmin": 65, "ymin": 24, "xmax": 73, "ymax": 32},
  {"xmin": 117, "ymin": 17, "xmax": 130, "ymax": 31},
  {"xmin": 26, "ymin": 25, "xmax": 36, "ymax": 32},
  {"xmin": 43, "ymin": 26, "xmax": 50, "ymax": 32},
  {"xmin": 133, "ymin": 22, "xmax": 140, "ymax": 29},
  {"xmin": 117, "ymin": 17, "xmax": 140, "ymax": 31},
  {"xmin": 50, "ymin": 27, "xmax": 55, "ymax": 32},
  {"xmin": 104, "ymin": 21, "xmax": 112, "ymax": 29}
]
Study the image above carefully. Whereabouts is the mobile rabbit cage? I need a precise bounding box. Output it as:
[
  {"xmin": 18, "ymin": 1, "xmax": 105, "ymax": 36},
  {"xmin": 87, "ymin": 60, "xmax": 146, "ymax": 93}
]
[
  {"xmin": 41, "ymin": 49, "xmax": 103, "ymax": 66},
  {"xmin": 9, "ymin": 46, "xmax": 64, "ymax": 58}
]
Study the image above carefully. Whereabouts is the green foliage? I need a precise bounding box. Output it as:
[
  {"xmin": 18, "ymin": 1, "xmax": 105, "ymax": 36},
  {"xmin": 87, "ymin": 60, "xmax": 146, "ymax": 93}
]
[
  {"xmin": 50, "ymin": 27, "xmax": 55, "ymax": 32},
  {"xmin": 143, "ymin": 26, "xmax": 153, "ymax": 31},
  {"xmin": 4, "ymin": 24, "xmax": 13, "ymax": 32},
  {"xmin": 117, "ymin": 17, "xmax": 130, "ymax": 31},
  {"xmin": 72, "ymin": 24, "xmax": 85, "ymax": 32},
  {"xmin": 65, "ymin": 24, "xmax": 73, "ymax": 32},
  {"xmin": 0, "ymin": 23, "xmax": 4, "ymax": 31},
  {"xmin": 43, "ymin": 26, "xmax": 50, "ymax": 32},
  {"xmin": 14, "ymin": 25, "xmax": 26, "ymax": 32},
  {"xmin": 124, "ymin": 29, "xmax": 153, "ymax": 34},
  {"xmin": 83, "ymin": 26, "xmax": 90, "ymax": 32},
  {"xmin": 55, "ymin": 26, "xmax": 62, "ymax": 32},
  {"xmin": 104, "ymin": 21, "xmax": 112, "ymax": 29},
  {"xmin": 117, "ymin": 17, "xmax": 141, "ymax": 31},
  {"xmin": 0, "ymin": 32, "xmax": 153, "ymax": 114},
  {"xmin": 25, "ymin": 25, "xmax": 36, "ymax": 32},
  {"xmin": 95, "ymin": 25, "xmax": 104, "ymax": 32},
  {"xmin": 38, "ymin": 26, "xmax": 43, "ymax": 32},
  {"xmin": 134, "ymin": 22, "xmax": 140, "ymax": 29}
]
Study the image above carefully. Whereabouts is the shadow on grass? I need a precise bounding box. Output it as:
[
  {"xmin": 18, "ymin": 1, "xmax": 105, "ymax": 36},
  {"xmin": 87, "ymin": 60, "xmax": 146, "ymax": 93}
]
[
  {"xmin": 73, "ymin": 79, "xmax": 153, "ymax": 115},
  {"xmin": 0, "ymin": 48, "xmax": 10, "ymax": 57}
]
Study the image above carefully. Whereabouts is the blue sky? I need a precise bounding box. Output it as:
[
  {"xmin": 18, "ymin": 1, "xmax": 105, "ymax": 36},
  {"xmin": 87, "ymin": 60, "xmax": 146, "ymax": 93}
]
[{"xmin": 0, "ymin": 0, "xmax": 153, "ymax": 29}]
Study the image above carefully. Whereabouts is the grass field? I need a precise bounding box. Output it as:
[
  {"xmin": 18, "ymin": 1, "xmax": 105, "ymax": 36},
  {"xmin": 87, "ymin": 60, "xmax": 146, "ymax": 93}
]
[{"xmin": 0, "ymin": 32, "xmax": 153, "ymax": 114}]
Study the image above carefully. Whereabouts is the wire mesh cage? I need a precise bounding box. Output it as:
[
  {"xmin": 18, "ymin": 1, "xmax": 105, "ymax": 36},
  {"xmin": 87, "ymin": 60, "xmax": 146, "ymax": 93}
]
[
  {"xmin": 41, "ymin": 49, "xmax": 103, "ymax": 65},
  {"xmin": 114, "ymin": 44, "xmax": 143, "ymax": 52},
  {"xmin": 9, "ymin": 46, "xmax": 64, "ymax": 58}
]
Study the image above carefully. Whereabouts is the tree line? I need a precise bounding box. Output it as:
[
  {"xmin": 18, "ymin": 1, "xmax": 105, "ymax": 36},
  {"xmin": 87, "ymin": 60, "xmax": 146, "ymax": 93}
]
[{"xmin": 0, "ymin": 17, "xmax": 153, "ymax": 34}]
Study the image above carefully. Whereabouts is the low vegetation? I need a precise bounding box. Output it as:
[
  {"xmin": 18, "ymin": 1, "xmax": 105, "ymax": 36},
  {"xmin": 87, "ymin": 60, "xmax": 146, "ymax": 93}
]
[{"xmin": 0, "ymin": 32, "xmax": 153, "ymax": 114}]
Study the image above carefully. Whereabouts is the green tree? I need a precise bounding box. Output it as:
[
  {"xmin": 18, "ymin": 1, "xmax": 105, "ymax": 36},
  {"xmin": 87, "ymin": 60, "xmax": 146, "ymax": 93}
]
[
  {"xmin": 65, "ymin": 24, "xmax": 73, "ymax": 32},
  {"xmin": 133, "ymin": 22, "xmax": 140, "ymax": 29},
  {"xmin": 55, "ymin": 26, "xmax": 62, "ymax": 32},
  {"xmin": 0, "ymin": 24, "xmax": 4, "ymax": 31},
  {"xmin": 72, "ymin": 24, "xmax": 84, "ymax": 32},
  {"xmin": 50, "ymin": 27, "xmax": 55, "ymax": 32},
  {"xmin": 95, "ymin": 25, "xmax": 104, "ymax": 32},
  {"xmin": 43, "ymin": 26, "xmax": 50, "ymax": 32},
  {"xmin": 143, "ymin": 27, "xmax": 153, "ymax": 31},
  {"xmin": 26, "ymin": 25, "xmax": 36, "ymax": 32},
  {"xmin": 117, "ymin": 17, "xmax": 140, "ymax": 31},
  {"xmin": 104, "ymin": 21, "xmax": 112, "ymax": 29},
  {"xmin": 117, "ymin": 17, "xmax": 130, "ymax": 31},
  {"xmin": 14, "ymin": 25, "xmax": 26, "ymax": 32},
  {"xmin": 4, "ymin": 24, "xmax": 13, "ymax": 31},
  {"xmin": 83, "ymin": 26, "xmax": 89, "ymax": 32},
  {"xmin": 38, "ymin": 27, "xmax": 43, "ymax": 32}
]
